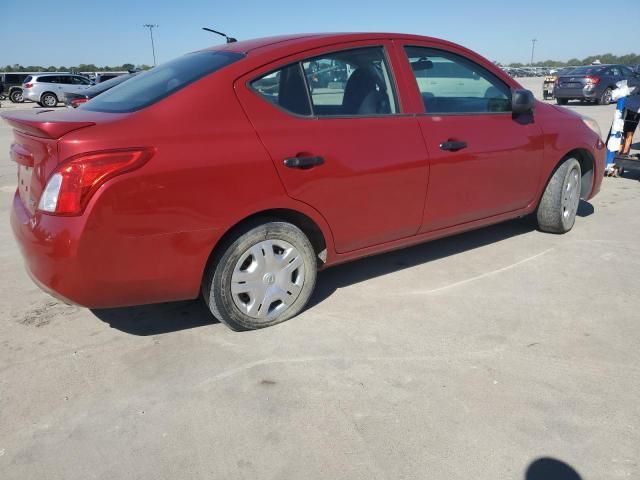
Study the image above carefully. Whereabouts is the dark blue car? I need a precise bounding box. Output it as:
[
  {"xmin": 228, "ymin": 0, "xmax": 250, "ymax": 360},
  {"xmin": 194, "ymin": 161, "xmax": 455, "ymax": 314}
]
[{"xmin": 554, "ymin": 64, "xmax": 640, "ymax": 105}]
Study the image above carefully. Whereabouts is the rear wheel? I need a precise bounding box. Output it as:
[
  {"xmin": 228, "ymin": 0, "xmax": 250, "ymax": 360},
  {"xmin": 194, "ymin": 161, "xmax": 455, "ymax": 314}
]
[
  {"xmin": 536, "ymin": 158, "xmax": 582, "ymax": 234},
  {"xmin": 598, "ymin": 88, "xmax": 612, "ymax": 105},
  {"xmin": 41, "ymin": 93, "xmax": 58, "ymax": 107},
  {"xmin": 9, "ymin": 89, "xmax": 23, "ymax": 103},
  {"xmin": 556, "ymin": 98, "xmax": 568, "ymax": 105},
  {"xmin": 202, "ymin": 221, "xmax": 317, "ymax": 331}
]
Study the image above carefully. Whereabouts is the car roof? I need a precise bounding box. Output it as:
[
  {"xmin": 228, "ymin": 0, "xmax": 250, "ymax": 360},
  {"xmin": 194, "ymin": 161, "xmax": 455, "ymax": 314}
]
[
  {"xmin": 34, "ymin": 72, "xmax": 83, "ymax": 76},
  {"xmin": 208, "ymin": 32, "xmax": 464, "ymax": 55}
]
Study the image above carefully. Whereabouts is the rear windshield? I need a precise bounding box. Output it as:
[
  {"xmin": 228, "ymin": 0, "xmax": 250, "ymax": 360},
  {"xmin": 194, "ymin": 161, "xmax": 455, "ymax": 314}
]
[
  {"xmin": 81, "ymin": 50, "xmax": 244, "ymax": 113},
  {"xmin": 23, "ymin": 75, "xmax": 33, "ymax": 84},
  {"xmin": 565, "ymin": 66, "xmax": 604, "ymax": 75}
]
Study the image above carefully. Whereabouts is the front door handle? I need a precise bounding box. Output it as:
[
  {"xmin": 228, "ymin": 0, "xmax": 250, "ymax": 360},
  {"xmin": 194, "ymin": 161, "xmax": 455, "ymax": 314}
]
[
  {"xmin": 439, "ymin": 140, "xmax": 467, "ymax": 152},
  {"xmin": 283, "ymin": 156, "xmax": 324, "ymax": 169}
]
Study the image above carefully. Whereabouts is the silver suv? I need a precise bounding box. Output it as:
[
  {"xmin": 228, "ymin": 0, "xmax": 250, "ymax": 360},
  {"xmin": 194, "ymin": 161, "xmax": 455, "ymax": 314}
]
[{"xmin": 22, "ymin": 73, "xmax": 92, "ymax": 107}]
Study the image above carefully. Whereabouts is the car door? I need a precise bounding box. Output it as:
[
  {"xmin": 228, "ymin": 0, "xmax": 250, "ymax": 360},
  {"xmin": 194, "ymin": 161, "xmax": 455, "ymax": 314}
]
[
  {"xmin": 235, "ymin": 42, "xmax": 430, "ymax": 253},
  {"xmin": 620, "ymin": 65, "xmax": 640, "ymax": 89},
  {"xmin": 397, "ymin": 44, "xmax": 544, "ymax": 232}
]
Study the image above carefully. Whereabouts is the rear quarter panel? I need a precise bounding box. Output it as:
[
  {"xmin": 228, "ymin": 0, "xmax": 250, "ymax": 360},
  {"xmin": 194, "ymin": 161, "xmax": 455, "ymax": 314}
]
[{"xmin": 54, "ymin": 68, "xmax": 334, "ymax": 305}]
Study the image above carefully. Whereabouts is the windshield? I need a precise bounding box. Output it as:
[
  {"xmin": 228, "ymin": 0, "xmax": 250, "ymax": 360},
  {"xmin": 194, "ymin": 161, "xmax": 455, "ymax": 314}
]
[{"xmin": 81, "ymin": 50, "xmax": 244, "ymax": 113}]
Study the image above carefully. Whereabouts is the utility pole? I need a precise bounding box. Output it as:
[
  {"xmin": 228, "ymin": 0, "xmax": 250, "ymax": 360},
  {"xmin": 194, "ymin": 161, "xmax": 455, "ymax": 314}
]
[
  {"xmin": 143, "ymin": 24, "xmax": 158, "ymax": 66},
  {"xmin": 530, "ymin": 38, "xmax": 537, "ymax": 66}
]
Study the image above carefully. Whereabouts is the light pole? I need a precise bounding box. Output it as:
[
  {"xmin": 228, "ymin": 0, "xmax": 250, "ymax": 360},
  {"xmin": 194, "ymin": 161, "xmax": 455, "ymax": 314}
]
[
  {"xmin": 530, "ymin": 38, "xmax": 537, "ymax": 66},
  {"xmin": 143, "ymin": 24, "xmax": 158, "ymax": 66}
]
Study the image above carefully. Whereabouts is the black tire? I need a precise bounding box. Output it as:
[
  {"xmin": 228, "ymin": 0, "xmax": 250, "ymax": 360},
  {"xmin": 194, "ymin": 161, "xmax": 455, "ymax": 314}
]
[
  {"xmin": 597, "ymin": 88, "xmax": 612, "ymax": 105},
  {"xmin": 536, "ymin": 158, "xmax": 582, "ymax": 234},
  {"xmin": 556, "ymin": 98, "xmax": 568, "ymax": 105},
  {"xmin": 202, "ymin": 220, "xmax": 317, "ymax": 331},
  {"xmin": 9, "ymin": 89, "xmax": 23, "ymax": 103},
  {"xmin": 41, "ymin": 92, "xmax": 58, "ymax": 107}
]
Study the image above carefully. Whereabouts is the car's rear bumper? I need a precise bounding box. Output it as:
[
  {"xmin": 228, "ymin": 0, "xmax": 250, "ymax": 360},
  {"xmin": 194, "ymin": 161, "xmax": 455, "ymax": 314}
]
[
  {"xmin": 554, "ymin": 86, "xmax": 600, "ymax": 99},
  {"xmin": 11, "ymin": 191, "xmax": 214, "ymax": 308}
]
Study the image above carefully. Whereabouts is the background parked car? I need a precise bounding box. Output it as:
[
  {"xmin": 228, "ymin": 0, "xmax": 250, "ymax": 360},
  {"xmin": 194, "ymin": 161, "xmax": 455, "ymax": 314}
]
[
  {"xmin": 22, "ymin": 73, "xmax": 92, "ymax": 107},
  {"xmin": 64, "ymin": 72, "xmax": 138, "ymax": 107},
  {"xmin": 0, "ymin": 72, "xmax": 36, "ymax": 103},
  {"xmin": 554, "ymin": 64, "xmax": 640, "ymax": 105}
]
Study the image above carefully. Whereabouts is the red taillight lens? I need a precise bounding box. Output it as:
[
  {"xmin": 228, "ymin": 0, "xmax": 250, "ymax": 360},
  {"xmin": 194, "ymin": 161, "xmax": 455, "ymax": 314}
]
[
  {"xmin": 70, "ymin": 98, "xmax": 88, "ymax": 107},
  {"xmin": 38, "ymin": 148, "xmax": 154, "ymax": 215},
  {"xmin": 586, "ymin": 75, "xmax": 601, "ymax": 85},
  {"xmin": 24, "ymin": 83, "xmax": 33, "ymax": 88}
]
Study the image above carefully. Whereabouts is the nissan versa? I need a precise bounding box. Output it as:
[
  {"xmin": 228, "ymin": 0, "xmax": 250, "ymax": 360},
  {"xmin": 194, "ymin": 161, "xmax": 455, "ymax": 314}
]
[{"xmin": 3, "ymin": 33, "xmax": 605, "ymax": 331}]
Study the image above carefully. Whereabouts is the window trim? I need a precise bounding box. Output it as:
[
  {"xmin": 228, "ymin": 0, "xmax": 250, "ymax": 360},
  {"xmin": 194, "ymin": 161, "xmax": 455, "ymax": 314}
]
[
  {"xmin": 404, "ymin": 45, "xmax": 513, "ymax": 117},
  {"xmin": 247, "ymin": 45, "xmax": 405, "ymax": 120}
]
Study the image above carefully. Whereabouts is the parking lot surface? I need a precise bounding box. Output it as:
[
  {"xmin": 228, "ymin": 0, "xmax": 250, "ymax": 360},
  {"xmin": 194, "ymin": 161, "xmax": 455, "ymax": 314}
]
[{"xmin": 0, "ymin": 78, "xmax": 639, "ymax": 479}]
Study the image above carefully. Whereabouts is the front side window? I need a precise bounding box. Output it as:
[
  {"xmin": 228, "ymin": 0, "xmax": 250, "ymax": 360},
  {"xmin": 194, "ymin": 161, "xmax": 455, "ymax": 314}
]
[
  {"xmin": 404, "ymin": 46, "xmax": 511, "ymax": 114},
  {"xmin": 250, "ymin": 46, "xmax": 398, "ymax": 117},
  {"xmin": 82, "ymin": 50, "xmax": 244, "ymax": 113}
]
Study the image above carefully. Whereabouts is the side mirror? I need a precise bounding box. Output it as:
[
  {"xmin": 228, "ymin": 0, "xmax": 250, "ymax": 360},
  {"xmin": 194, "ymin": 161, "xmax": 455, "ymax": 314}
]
[{"xmin": 512, "ymin": 89, "xmax": 535, "ymax": 114}]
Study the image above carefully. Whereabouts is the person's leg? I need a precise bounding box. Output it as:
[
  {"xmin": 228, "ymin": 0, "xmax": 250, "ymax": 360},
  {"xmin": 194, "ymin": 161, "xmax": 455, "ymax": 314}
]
[{"xmin": 621, "ymin": 111, "xmax": 639, "ymax": 155}]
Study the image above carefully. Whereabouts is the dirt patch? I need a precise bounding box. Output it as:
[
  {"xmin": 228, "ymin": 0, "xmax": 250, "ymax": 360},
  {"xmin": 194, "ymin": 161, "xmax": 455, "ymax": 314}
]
[{"xmin": 16, "ymin": 300, "xmax": 79, "ymax": 327}]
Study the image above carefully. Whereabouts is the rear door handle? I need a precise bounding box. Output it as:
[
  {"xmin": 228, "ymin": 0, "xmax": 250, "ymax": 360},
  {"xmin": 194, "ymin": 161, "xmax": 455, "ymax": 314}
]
[
  {"xmin": 439, "ymin": 141, "xmax": 467, "ymax": 152},
  {"xmin": 283, "ymin": 156, "xmax": 324, "ymax": 169}
]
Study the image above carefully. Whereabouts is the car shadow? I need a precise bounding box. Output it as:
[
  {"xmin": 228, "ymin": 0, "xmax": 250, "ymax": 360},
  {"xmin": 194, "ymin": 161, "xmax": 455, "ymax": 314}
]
[
  {"xmin": 577, "ymin": 199, "xmax": 594, "ymax": 217},
  {"xmin": 307, "ymin": 215, "xmax": 539, "ymax": 310},
  {"xmin": 92, "ymin": 300, "xmax": 219, "ymax": 336},
  {"xmin": 91, "ymin": 202, "xmax": 595, "ymax": 336}
]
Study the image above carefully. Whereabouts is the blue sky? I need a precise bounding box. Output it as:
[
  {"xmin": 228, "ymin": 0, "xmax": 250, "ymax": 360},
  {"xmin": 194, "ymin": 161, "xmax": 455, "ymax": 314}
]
[{"xmin": 3, "ymin": 0, "xmax": 639, "ymax": 67}]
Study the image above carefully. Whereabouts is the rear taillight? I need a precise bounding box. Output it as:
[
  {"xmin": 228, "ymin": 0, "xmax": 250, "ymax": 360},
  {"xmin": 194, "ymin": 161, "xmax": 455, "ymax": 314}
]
[
  {"xmin": 585, "ymin": 75, "xmax": 601, "ymax": 85},
  {"xmin": 23, "ymin": 83, "xmax": 33, "ymax": 88},
  {"xmin": 70, "ymin": 98, "xmax": 88, "ymax": 108},
  {"xmin": 554, "ymin": 79, "xmax": 560, "ymax": 86},
  {"xmin": 38, "ymin": 148, "xmax": 154, "ymax": 215}
]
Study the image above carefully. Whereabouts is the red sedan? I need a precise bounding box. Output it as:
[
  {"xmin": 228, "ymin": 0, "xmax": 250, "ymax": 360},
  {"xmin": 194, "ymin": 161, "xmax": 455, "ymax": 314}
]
[{"xmin": 3, "ymin": 33, "xmax": 605, "ymax": 330}]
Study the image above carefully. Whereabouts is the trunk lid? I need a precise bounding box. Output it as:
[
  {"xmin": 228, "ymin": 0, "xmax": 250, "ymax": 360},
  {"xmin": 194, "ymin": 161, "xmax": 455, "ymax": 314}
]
[
  {"xmin": 558, "ymin": 75, "xmax": 588, "ymax": 89},
  {"xmin": 2, "ymin": 109, "xmax": 102, "ymax": 216}
]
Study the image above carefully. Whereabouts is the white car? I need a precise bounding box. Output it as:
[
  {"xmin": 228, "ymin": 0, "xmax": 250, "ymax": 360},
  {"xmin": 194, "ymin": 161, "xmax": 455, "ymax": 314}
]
[{"xmin": 22, "ymin": 73, "xmax": 92, "ymax": 107}]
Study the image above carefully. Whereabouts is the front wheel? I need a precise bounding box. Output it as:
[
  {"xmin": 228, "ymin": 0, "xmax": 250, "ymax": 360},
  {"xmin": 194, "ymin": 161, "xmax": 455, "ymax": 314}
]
[
  {"xmin": 536, "ymin": 158, "xmax": 582, "ymax": 234},
  {"xmin": 202, "ymin": 221, "xmax": 317, "ymax": 331}
]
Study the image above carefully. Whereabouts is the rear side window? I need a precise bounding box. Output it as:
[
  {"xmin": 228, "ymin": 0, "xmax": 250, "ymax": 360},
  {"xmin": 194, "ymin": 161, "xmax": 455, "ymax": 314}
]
[
  {"xmin": 38, "ymin": 76, "xmax": 56, "ymax": 83},
  {"xmin": 71, "ymin": 76, "xmax": 89, "ymax": 85},
  {"xmin": 404, "ymin": 46, "xmax": 511, "ymax": 114},
  {"xmin": 250, "ymin": 46, "xmax": 398, "ymax": 117},
  {"xmin": 82, "ymin": 50, "xmax": 244, "ymax": 113}
]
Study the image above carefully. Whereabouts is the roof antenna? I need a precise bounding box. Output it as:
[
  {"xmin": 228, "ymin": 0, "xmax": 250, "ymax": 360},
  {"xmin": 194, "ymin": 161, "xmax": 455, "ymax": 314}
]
[{"xmin": 202, "ymin": 27, "xmax": 237, "ymax": 43}]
